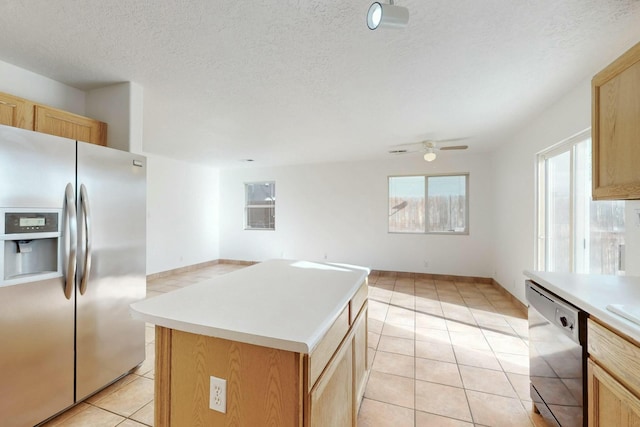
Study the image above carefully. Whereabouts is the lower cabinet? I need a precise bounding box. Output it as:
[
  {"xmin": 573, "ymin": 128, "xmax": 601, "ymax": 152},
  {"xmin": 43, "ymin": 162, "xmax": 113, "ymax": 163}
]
[
  {"xmin": 587, "ymin": 318, "xmax": 640, "ymax": 427},
  {"xmin": 588, "ymin": 359, "xmax": 640, "ymax": 426},
  {"xmin": 309, "ymin": 334, "xmax": 353, "ymax": 427}
]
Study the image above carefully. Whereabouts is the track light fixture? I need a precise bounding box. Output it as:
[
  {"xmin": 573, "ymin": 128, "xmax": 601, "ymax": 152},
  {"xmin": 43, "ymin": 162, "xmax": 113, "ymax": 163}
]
[{"xmin": 367, "ymin": 1, "xmax": 409, "ymax": 30}]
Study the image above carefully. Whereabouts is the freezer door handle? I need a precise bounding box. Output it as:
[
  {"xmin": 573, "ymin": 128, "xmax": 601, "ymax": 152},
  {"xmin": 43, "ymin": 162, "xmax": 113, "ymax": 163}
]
[
  {"xmin": 79, "ymin": 184, "xmax": 92, "ymax": 295},
  {"xmin": 64, "ymin": 183, "xmax": 77, "ymax": 299}
]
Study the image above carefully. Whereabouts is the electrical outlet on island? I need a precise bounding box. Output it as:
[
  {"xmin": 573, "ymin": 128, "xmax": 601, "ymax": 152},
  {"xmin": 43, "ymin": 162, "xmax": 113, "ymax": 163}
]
[{"xmin": 209, "ymin": 376, "xmax": 227, "ymax": 413}]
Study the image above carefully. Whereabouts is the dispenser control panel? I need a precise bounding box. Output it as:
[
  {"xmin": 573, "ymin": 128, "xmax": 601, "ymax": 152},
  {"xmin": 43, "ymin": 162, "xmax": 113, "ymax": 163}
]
[{"xmin": 5, "ymin": 212, "xmax": 58, "ymax": 234}]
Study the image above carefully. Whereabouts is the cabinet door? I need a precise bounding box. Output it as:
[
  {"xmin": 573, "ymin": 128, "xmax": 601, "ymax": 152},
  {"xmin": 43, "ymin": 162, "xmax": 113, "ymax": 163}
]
[
  {"xmin": 588, "ymin": 358, "xmax": 640, "ymax": 427},
  {"xmin": 34, "ymin": 105, "xmax": 107, "ymax": 146},
  {"xmin": 309, "ymin": 337, "xmax": 353, "ymax": 427},
  {"xmin": 0, "ymin": 92, "xmax": 33, "ymax": 129},
  {"xmin": 592, "ymin": 41, "xmax": 640, "ymax": 200},
  {"xmin": 352, "ymin": 303, "xmax": 368, "ymax": 412}
]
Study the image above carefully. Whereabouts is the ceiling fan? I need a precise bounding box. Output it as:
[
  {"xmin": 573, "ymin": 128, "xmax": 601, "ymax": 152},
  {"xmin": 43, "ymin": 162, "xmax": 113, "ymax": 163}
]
[{"xmin": 389, "ymin": 139, "xmax": 468, "ymax": 162}]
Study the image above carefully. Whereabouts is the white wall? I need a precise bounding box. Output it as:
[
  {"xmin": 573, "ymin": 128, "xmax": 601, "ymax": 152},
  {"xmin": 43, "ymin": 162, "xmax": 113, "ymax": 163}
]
[
  {"xmin": 146, "ymin": 154, "xmax": 220, "ymax": 274},
  {"xmin": 0, "ymin": 59, "xmax": 85, "ymax": 114},
  {"xmin": 491, "ymin": 79, "xmax": 591, "ymax": 303},
  {"xmin": 219, "ymin": 152, "xmax": 494, "ymax": 277},
  {"xmin": 86, "ymin": 82, "xmax": 145, "ymax": 153}
]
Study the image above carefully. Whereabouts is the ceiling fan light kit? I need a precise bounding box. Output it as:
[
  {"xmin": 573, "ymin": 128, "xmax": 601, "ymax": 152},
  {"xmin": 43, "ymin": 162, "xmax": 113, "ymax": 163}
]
[
  {"xmin": 367, "ymin": 1, "xmax": 409, "ymax": 30},
  {"xmin": 388, "ymin": 138, "xmax": 469, "ymax": 162},
  {"xmin": 423, "ymin": 151, "xmax": 437, "ymax": 162}
]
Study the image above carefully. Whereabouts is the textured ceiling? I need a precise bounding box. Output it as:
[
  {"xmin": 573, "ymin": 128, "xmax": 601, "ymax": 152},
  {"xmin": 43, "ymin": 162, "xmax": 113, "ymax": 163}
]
[{"xmin": 1, "ymin": 0, "xmax": 640, "ymax": 168}]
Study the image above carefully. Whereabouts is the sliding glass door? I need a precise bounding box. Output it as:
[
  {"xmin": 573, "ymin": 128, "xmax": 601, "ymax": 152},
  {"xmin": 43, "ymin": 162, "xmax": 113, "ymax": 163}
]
[{"xmin": 538, "ymin": 131, "xmax": 625, "ymax": 274}]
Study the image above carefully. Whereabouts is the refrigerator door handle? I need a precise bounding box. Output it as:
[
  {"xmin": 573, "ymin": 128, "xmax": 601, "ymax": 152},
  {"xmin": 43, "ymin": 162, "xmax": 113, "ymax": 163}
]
[
  {"xmin": 64, "ymin": 183, "xmax": 77, "ymax": 300},
  {"xmin": 79, "ymin": 184, "xmax": 92, "ymax": 295}
]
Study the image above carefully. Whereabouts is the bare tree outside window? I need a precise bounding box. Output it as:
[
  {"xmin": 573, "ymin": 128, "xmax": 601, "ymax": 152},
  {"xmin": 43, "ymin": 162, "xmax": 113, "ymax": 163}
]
[
  {"xmin": 389, "ymin": 174, "xmax": 469, "ymax": 234},
  {"xmin": 245, "ymin": 182, "xmax": 275, "ymax": 230}
]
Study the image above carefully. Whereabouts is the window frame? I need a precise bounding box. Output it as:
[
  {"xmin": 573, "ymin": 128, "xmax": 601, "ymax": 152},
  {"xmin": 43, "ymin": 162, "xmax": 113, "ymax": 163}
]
[
  {"xmin": 244, "ymin": 181, "xmax": 276, "ymax": 231},
  {"xmin": 388, "ymin": 173, "xmax": 470, "ymax": 235}
]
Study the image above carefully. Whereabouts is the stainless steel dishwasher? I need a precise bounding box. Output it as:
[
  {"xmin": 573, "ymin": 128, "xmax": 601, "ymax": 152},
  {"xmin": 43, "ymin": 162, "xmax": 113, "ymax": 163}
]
[{"xmin": 526, "ymin": 280, "xmax": 587, "ymax": 427}]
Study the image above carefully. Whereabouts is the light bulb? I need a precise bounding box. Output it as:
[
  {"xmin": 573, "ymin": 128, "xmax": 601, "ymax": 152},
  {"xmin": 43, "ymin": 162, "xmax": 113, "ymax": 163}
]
[
  {"xmin": 424, "ymin": 152, "xmax": 436, "ymax": 162},
  {"xmin": 367, "ymin": 2, "xmax": 409, "ymax": 30},
  {"xmin": 367, "ymin": 3, "xmax": 382, "ymax": 29}
]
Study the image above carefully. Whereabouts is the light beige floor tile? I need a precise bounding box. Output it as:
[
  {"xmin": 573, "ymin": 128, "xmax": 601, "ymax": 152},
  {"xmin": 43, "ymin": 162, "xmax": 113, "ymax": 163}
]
[
  {"xmin": 377, "ymin": 335, "xmax": 415, "ymax": 356},
  {"xmin": 415, "ymin": 290, "xmax": 440, "ymax": 302},
  {"xmin": 415, "ymin": 380, "xmax": 472, "ymax": 422},
  {"xmin": 368, "ymin": 300, "xmax": 390, "ymax": 322},
  {"xmin": 368, "ymin": 331, "xmax": 381, "ymax": 350},
  {"xmin": 449, "ymin": 331, "xmax": 491, "ymax": 351},
  {"xmin": 134, "ymin": 342, "xmax": 155, "ymax": 376},
  {"xmin": 372, "ymin": 350, "xmax": 415, "ymax": 378},
  {"xmin": 92, "ymin": 376, "xmax": 154, "ymax": 417},
  {"xmin": 46, "ymin": 405, "xmax": 125, "ymax": 427},
  {"xmin": 117, "ymin": 420, "xmax": 147, "ymax": 427},
  {"xmin": 86, "ymin": 375, "xmax": 139, "ymax": 404},
  {"xmin": 453, "ymin": 346, "xmax": 502, "ymax": 370},
  {"xmin": 459, "ymin": 365, "xmax": 517, "ymax": 398},
  {"xmin": 391, "ymin": 294, "xmax": 415, "ymax": 309},
  {"xmin": 364, "ymin": 371, "xmax": 415, "ymax": 409},
  {"xmin": 507, "ymin": 372, "xmax": 532, "ymax": 402},
  {"xmin": 368, "ymin": 318, "xmax": 384, "ymax": 335},
  {"xmin": 415, "ymin": 327, "xmax": 450, "ymax": 343},
  {"xmin": 416, "ymin": 340, "xmax": 456, "ymax": 363},
  {"xmin": 445, "ymin": 320, "xmax": 479, "ymax": 333},
  {"xmin": 381, "ymin": 322, "xmax": 415, "ymax": 339},
  {"xmin": 130, "ymin": 400, "xmax": 154, "ymax": 425},
  {"xmin": 415, "ymin": 358, "xmax": 462, "ymax": 387},
  {"xmin": 466, "ymin": 390, "xmax": 533, "ymax": 427},
  {"xmin": 496, "ymin": 352, "xmax": 530, "ymax": 375},
  {"xmin": 415, "ymin": 411, "xmax": 474, "ymax": 427},
  {"xmin": 485, "ymin": 333, "xmax": 529, "ymax": 355},
  {"xmin": 385, "ymin": 306, "xmax": 415, "ymax": 328},
  {"xmin": 145, "ymin": 290, "xmax": 164, "ymax": 298},
  {"xmin": 357, "ymin": 398, "xmax": 415, "ymax": 427},
  {"xmin": 415, "ymin": 313, "xmax": 447, "ymax": 330},
  {"xmin": 41, "ymin": 403, "xmax": 92, "ymax": 426}
]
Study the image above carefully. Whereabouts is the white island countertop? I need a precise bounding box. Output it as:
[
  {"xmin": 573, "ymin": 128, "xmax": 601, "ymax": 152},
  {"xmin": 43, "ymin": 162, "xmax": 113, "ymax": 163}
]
[
  {"xmin": 130, "ymin": 259, "xmax": 369, "ymax": 353},
  {"xmin": 524, "ymin": 270, "xmax": 640, "ymax": 342}
]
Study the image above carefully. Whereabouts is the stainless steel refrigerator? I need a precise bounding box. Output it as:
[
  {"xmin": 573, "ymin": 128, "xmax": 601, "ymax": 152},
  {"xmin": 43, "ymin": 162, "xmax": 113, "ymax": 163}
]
[{"xmin": 0, "ymin": 124, "xmax": 146, "ymax": 426}]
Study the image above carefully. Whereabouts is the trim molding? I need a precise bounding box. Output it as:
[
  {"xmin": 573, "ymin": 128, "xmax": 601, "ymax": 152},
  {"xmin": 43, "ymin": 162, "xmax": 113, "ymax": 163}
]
[{"xmin": 491, "ymin": 278, "xmax": 527, "ymax": 316}]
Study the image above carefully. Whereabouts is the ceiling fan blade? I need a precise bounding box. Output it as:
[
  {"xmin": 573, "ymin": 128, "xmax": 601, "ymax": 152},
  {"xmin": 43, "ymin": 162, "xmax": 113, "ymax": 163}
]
[
  {"xmin": 439, "ymin": 145, "xmax": 468, "ymax": 151},
  {"xmin": 436, "ymin": 137, "xmax": 468, "ymax": 143},
  {"xmin": 390, "ymin": 141, "xmax": 425, "ymax": 148},
  {"xmin": 388, "ymin": 149, "xmax": 417, "ymax": 155}
]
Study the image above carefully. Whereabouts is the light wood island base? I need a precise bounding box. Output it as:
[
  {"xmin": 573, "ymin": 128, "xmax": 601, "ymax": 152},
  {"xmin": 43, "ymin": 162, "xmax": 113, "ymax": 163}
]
[
  {"xmin": 155, "ymin": 304, "xmax": 369, "ymax": 427},
  {"xmin": 153, "ymin": 289, "xmax": 368, "ymax": 427}
]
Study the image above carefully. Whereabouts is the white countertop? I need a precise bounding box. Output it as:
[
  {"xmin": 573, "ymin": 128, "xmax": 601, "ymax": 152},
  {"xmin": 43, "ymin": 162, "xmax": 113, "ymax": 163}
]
[
  {"xmin": 130, "ymin": 259, "xmax": 369, "ymax": 353},
  {"xmin": 524, "ymin": 270, "xmax": 640, "ymax": 341}
]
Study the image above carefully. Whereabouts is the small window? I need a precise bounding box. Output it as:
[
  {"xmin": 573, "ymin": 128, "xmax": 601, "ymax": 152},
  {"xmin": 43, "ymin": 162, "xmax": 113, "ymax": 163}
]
[
  {"xmin": 389, "ymin": 174, "xmax": 469, "ymax": 234},
  {"xmin": 245, "ymin": 182, "xmax": 275, "ymax": 230}
]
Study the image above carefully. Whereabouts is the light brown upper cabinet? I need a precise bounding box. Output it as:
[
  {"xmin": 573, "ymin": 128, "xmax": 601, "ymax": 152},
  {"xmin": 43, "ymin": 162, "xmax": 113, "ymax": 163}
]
[
  {"xmin": 34, "ymin": 105, "xmax": 106, "ymax": 146},
  {"xmin": 0, "ymin": 92, "xmax": 34, "ymax": 130},
  {"xmin": 592, "ymin": 41, "xmax": 640, "ymax": 200},
  {"xmin": 0, "ymin": 91, "xmax": 107, "ymax": 146}
]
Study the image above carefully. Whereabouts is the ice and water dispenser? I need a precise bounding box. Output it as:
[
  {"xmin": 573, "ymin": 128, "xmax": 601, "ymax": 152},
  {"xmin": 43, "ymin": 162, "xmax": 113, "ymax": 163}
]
[{"xmin": 0, "ymin": 210, "xmax": 62, "ymax": 286}]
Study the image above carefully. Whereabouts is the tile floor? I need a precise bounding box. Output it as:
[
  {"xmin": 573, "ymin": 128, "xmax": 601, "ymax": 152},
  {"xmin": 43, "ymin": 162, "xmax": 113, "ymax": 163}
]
[{"xmin": 41, "ymin": 264, "xmax": 546, "ymax": 427}]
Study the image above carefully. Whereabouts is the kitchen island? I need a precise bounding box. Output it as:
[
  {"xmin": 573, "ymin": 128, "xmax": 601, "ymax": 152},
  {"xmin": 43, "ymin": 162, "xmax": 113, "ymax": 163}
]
[{"xmin": 130, "ymin": 259, "xmax": 370, "ymax": 427}]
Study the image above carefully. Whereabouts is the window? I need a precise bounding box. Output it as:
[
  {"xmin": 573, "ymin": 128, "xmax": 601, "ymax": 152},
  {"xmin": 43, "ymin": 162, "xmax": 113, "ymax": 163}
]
[
  {"xmin": 389, "ymin": 174, "xmax": 469, "ymax": 234},
  {"xmin": 537, "ymin": 131, "xmax": 625, "ymax": 274},
  {"xmin": 245, "ymin": 182, "xmax": 275, "ymax": 230}
]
